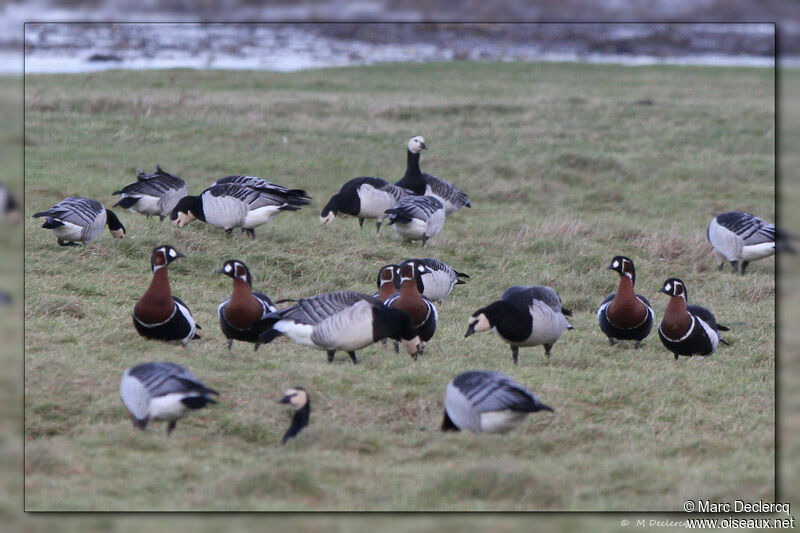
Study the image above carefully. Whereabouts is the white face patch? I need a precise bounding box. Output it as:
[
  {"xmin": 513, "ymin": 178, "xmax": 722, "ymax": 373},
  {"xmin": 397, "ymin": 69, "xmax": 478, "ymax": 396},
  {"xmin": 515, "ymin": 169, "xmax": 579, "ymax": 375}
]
[
  {"xmin": 664, "ymin": 283, "xmax": 672, "ymax": 293},
  {"xmin": 176, "ymin": 212, "xmax": 195, "ymax": 227},
  {"xmin": 612, "ymin": 260, "xmax": 619, "ymax": 269},
  {"xmin": 284, "ymin": 388, "xmax": 308, "ymax": 409},
  {"xmin": 168, "ymin": 248, "xmax": 177, "ymax": 258},
  {"xmin": 320, "ymin": 212, "xmax": 335, "ymax": 225},
  {"xmin": 401, "ymin": 337, "xmax": 421, "ymax": 356},
  {"xmin": 470, "ymin": 314, "xmax": 492, "ymax": 333},
  {"xmin": 224, "ymin": 263, "xmax": 233, "ymax": 273},
  {"xmin": 110, "ymin": 229, "xmax": 125, "ymax": 239},
  {"xmin": 407, "ymin": 136, "xmax": 426, "ymax": 154}
]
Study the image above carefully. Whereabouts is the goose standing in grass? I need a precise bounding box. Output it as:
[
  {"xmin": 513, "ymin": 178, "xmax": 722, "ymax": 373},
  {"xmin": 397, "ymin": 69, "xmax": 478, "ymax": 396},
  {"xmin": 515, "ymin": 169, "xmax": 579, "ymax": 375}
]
[
  {"xmin": 657, "ymin": 278, "xmax": 730, "ymax": 358},
  {"xmin": 385, "ymin": 260, "xmax": 438, "ymax": 356},
  {"xmin": 255, "ymin": 291, "xmax": 422, "ymax": 364},
  {"xmin": 320, "ymin": 176, "xmax": 409, "ymax": 233},
  {"xmin": 0, "ymin": 183, "xmax": 21, "ymax": 223},
  {"xmin": 133, "ymin": 245, "xmax": 200, "ymax": 346},
  {"xmin": 171, "ymin": 180, "xmax": 310, "ymax": 239},
  {"xmin": 33, "ymin": 196, "xmax": 126, "ymax": 246},
  {"xmin": 405, "ymin": 257, "xmax": 469, "ymax": 303},
  {"xmin": 707, "ymin": 211, "xmax": 789, "ymax": 274},
  {"xmin": 441, "ymin": 371, "xmax": 553, "ymax": 434},
  {"xmin": 120, "ymin": 361, "xmax": 219, "ymax": 435},
  {"xmin": 112, "ymin": 164, "xmax": 188, "ymax": 221},
  {"xmin": 217, "ymin": 259, "xmax": 277, "ymax": 350},
  {"xmin": 597, "ymin": 256, "xmax": 654, "ymax": 348},
  {"xmin": 385, "ymin": 195, "xmax": 445, "ymax": 245},
  {"xmin": 395, "ymin": 136, "xmax": 470, "ymax": 215},
  {"xmin": 372, "ymin": 264, "xmax": 400, "ymax": 302},
  {"xmin": 466, "ymin": 286, "xmax": 573, "ymax": 364},
  {"xmin": 279, "ymin": 387, "xmax": 310, "ymax": 444}
]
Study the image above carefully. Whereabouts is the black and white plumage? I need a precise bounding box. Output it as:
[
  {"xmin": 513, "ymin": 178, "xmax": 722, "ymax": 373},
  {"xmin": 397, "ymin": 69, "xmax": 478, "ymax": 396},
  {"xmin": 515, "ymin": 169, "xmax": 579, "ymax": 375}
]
[
  {"xmin": 466, "ymin": 286, "xmax": 573, "ymax": 364},
  {"xmin": 33, "ymin": 196, "xmax": 126, "ymax": 246},
  {"xmin": 0, "ymin": 183, "xmax": 21, "ymax": 223},
  {"xmin": 255, "ymin": 291, "xmax": 422, "ymax": 364},
  {"xmin": 279, "ymin": 387, "xmax": 310, "ymax": 444},
  {"xmin": 170, "ymin": 180, "xmax": 310, "ymax": 239},
  {"xmin": 441, "ymin": 371, "xmax": 553, "ymax": 434},
  {"xmin": 707, "ymin": 211, "xmax": 786, "ymax": 274},
  {"xmin": 385, "ymin": 195, "xmax": 446, "ymax": 245},
  {"xmin": 404, "ymin": 257, "xmax": 469, "ymax": 303},
  {"xmin": 597, "ymin": 256, "xmax": 654, "ymax": 348},
  {"xmin": 657, "ymin": 278, "xmax": 730, "ymax": 359},
  {"xmin": 217, "ymin": 260, "xmax": 277, "ymax": 350},
  {"xmin": 320, "ymin": 177, "xmax": 409, "ymax": 233},
  {"xmin": 120, "ymin": 362, "xmax": 219, "ymax": 434},
  {"xmin": 133, "ymin": 245, "xmax": 200, "ymax": 346},
  {"xmin": 112, "ymin": 164, "xmax": 188, "ymax": 220},
  {"xmin": 396, "ymin": 136, "xmax": 470, "ymax": 215}
]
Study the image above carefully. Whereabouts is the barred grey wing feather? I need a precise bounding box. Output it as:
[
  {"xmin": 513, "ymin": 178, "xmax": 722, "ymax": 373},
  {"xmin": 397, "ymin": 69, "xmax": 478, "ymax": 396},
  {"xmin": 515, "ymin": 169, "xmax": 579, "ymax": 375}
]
[
  {"xmin": 454, "ymin": 371, "xmax": 543, "ymax": 413},
  {"xmin": 278, "ymin": 291, "xmax": 375, "ymax": 325},
  {"xmin": 423, "ymin": 173, "xmax": 470, "ymax": 209}
]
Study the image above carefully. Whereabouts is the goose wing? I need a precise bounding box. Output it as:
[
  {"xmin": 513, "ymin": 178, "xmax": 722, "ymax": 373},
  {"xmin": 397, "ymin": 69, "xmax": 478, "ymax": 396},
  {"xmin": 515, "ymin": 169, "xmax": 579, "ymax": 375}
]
[
  {"xmin": 212, "ymin": 176, "xmax": 311, "ymax": 205},
  {"xmin": 276, "ymin": 291, "xmax": 377, "ymax": 325},
  {"xmin": 423, "ymin": 173, "xmax": 470, "ymax": 209},
  {"xmin": 114, "ymin": 166, "xmax": 186, "ymax": 196},
  {"xmin": 714, "ymin": 212, "xmax": 775, "ymax": 245},
  {"xmin": 33, "ymin": 196, "xmax": 104, "ymax": 226},
  {"xmin": 452, "ymin": 371, "xmax": 550, "ymax": 413},
  {"xmin": 386, "ymin": 195, "xmax": 443, "ymax": 222}
]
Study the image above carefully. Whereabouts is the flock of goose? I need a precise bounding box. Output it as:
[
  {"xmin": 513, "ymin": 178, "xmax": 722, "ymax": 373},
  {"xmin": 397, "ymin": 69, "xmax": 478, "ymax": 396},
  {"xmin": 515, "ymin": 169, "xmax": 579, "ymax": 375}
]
[{"xmin": 31, "ymin": 136, "xmax": 785, "ymax": 441}]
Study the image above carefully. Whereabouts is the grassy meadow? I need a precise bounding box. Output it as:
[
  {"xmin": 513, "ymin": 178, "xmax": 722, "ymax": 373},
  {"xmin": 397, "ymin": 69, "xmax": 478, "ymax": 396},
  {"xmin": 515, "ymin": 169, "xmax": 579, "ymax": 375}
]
[{"xmin": 24, "ymin": 62, "xmax": 775, "ymax": 511}]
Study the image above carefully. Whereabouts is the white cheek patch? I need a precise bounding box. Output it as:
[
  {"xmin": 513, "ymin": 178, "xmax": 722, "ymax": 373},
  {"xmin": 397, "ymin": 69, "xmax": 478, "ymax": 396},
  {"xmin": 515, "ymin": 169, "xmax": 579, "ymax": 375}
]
[
  {"xmin": 168, "ymin": 248, "xmax": 177, "ymax": 258},
  {"xmin": 612, "ymin": 261, "xmax": 619, "ymax": 268},
  {"xmin": 224, "ymin": 264, "xmax": 233, "ymax": 273},
  {"xmin": 665, "ymin": 283, "xmax": 672, "ymax": 293}
]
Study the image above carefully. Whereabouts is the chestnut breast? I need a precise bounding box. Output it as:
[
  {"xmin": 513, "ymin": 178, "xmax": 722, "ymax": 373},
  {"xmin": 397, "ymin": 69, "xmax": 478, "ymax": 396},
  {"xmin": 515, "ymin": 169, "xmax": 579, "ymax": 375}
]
[
  {"xmin": 224, "ymin": 279, "xmax": 265, "ymax": 329},
  {"xmin": 134, "ymin": 268, "xmax": 175, "ymax": 323}
]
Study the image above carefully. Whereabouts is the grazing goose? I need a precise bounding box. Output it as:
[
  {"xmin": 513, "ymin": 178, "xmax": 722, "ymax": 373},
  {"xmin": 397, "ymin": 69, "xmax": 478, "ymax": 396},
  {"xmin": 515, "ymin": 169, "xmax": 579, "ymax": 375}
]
[
  {"xmin": 405, "ymin": 257, "xmax": 469, "ymax": 303},
  {"xmin": 112, "ymin": 164, "xmax": 188, "ymax": 220},
  {"xmin": 320, "ymin": 176, "xmax": 409, "ymax": 233},
  {"xmin": 0, "ymin": 183, "xmax": 20, "ymax": 223},
  {"xmin": 218, "ymin": 259, "xmax": 277, "ymax": 350},
  {"xmin": 441, "ymin": 371, "xmax": 553, "ymax": 434},
  {"xmin": 385, "ymin": 195, "xmax": 446, "ymax": 245},
  {"xmin": 385, "ymin": 260, "xmax": 438, "ymax": 354},
  {"xmin": 133, "ymin": 245, "xmax": 200, "ymax": 346},
  {"xmin": 171, "ymin": 181, "xmax": 310, "ymax": 239},
  {"xmin": 657, "ymin": 278, "xmax": 729, "ymax": 358},
  {"xmin": 255, "ymin": 291, "xmax": 422, "ymax": 364},
  {"xmin": 597, "ymin": 256, "xmax": 654, "ymax": 348},
  {"xmin": 120, "ymin": 361, "xmax": 219, "ymax": 434},
  {"xmin": 707, "ymin": 211, "xmax": 789, "ymax": 274},
  {"xmin": 395, "ymin": 136, "xmax": 470, "ymax": 215},
  {"xmin": 279, "ymin": 387, "xmax": 310, "ymax": 444},
  {"xmin": 466, "ymin": 286, "xmax": 573, "ymax": 364},
  {"xmin": 373, "ymin": 263, "xmax": 400, "ymax": 302},
  {"xmin": 33, "ymin": 196, "xmax": 126, "ymax": 246}
]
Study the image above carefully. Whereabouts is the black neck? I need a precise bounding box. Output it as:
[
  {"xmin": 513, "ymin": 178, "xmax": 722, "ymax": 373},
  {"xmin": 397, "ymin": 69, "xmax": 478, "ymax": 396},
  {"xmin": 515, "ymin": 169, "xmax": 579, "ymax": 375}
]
[
  {"xmin": 105, "ymin": 209, "xmax": 125, "ymax": 231},
  {"xmin": 404, "ymin": 150, "xmax": 422, "ymax": 179},
  {"xmin": 441, "ymin": 411, "xmax": 459, "ymax": 432},
  {"xmin": 282, "ymin": 403, "xmax": 310, "ymax": 444}
]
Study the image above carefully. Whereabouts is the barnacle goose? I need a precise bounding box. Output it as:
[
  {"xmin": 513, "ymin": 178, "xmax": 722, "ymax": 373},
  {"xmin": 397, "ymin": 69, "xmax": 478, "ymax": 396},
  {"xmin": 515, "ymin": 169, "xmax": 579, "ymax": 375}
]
[
  {"xmin": 385, "ymin": 195, "xmax": 446, "ymax": 245},
  {"xmin": 657, "ymin": 278, "xmax": 730, "ymax": 358},
  {"xmin": 466, "ymin": 286, "xmax": 573, "ymax": 364},
  {"xmin": 404, "ymin": 257, "xmax": 469, "ymax": 303},
  {"xmin": 441, "ymin": 371, "xmax": 553, "ymax": 434},
  {"xmin": 33, "ymin": 197, "xmax": 126, "ymax": 246},
  {"xmin": 218, "ymin": 259, "xmax": 277, "ymax": 350},
  {"xmin": 254, "ymin": 291, "xmax": 422, "ymax": 364},
  {"xmin": 597, "ymin": 256, "xmax": 654, "ymax": 348},
  {"xmin": 320, "ymin": 176, "xmax": 409, "ymax": 233},
  {"xmin": 112, "ymin": 164, "xmax": 188, "ymax": 221},
  {"xmin": 396, "ymin": 136, "xmax": 470, "ymax": 215},
  {"xmin": 279, "ymin": 387, "xmax": 310, "ymax": 444},
  {"xmin": 120, "ymin": 362, "xmax": 218, "ymax": 434},
  {"xmin": 707, "ymin": 211, "xmax": 790, "ymax": 274}
]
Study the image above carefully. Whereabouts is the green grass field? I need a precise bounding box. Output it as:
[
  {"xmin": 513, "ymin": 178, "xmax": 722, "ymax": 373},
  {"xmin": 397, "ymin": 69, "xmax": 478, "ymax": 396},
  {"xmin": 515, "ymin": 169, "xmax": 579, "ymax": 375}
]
[{"xmin": 23, "ymin": 62, "xmax": 774, "ymax": 511}]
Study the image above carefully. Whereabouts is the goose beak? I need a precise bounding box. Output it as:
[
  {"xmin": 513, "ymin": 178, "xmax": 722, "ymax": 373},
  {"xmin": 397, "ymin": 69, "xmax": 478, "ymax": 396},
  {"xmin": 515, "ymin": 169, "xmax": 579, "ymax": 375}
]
[
  {"xmin": 658, "ymin": 287, "xmax": 668, "ymax": 295},
  {"xmin": 174, "ymin": 251, "xmax": 185, "ymax": 259},
  {"xmin": 421, "ymin": 142, "xmax": 427, "ymax": 150},
  {"xmin": 464, "ymin": 323, "xmax": 476, "ymax": 338},
  {"xmin": 278, "ymin": 395, "xmax": 291, "ymax": 404}
]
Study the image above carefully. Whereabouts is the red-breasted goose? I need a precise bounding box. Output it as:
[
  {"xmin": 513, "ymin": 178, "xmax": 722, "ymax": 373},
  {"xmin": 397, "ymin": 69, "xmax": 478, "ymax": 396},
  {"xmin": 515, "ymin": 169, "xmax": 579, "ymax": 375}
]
[
  {"xmin": 133, "ymin": 245, "xmax": 200, "ymax": 346},
  {"xmin": 403, "ymin": 257, "xmax": 469, "ymax": 303},
  {"xmin": 372, "ymin": 263, "xmax": 400, "ymax": 302},
  {"xmin": 597, "ymin": 256, "xmax": 654, "ymax": 348},
  {"xmin": 320, "ymin": 177, "xmax": 409, "ymax": 233},
  {"xmin": 279, "ymin": 387, "xmax": 310, "ymax": 444},
  {"xmin": 657, "ymin": 278, "xmax": 730, "ymax": 359},
  {"xmin": 120, "ymin": 362, "xmax": 218, "ymax": 435},
  {"xmin": 707, "ymin": 211, "xmax": 791, "ymax": 274},
  {"xmin": 395, "ymin": 136, "xmax": 470, "ymax": 215},
  {"xmin": 385, "ymin": 259, "xmax": 437, "ymax": 355},
  {"xmin": 113, "ymin": 164, "xmax": 188, "ymax": 221},
  {"xmin": 385, "ymin": 195, "xmax": 445, "ymax": 245},
  {"xmin": 217, "ymin": 259, "xmax": 277, "ymax": 350},
  {"xmin": 441, "ymin": 371, "xmax": 553, "ymax": 434},
  {"xmin": 466, "ymin": 286, "xmax": 573, "ymax": 364},
  {"xmin": 33, "ymin": 196, "xmax": 126, "ymax": 246},
  {"xmin": 255, "ymin": 291, "xmax": 422, "ymax": 364}
]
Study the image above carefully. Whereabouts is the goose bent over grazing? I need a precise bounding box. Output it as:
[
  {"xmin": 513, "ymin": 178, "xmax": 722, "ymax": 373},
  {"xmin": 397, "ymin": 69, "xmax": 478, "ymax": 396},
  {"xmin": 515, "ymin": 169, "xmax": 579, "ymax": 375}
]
[
  {"xmin": 255, "ymin": 291, "xmax": 422, "ymax": 364},
  {"xmin": 171, "ymin": 181, "xmax": 310, "ymax": 239},
  {"xmin": 33, "ymin": 196, "xmax": 126, "ymax": 246},
  {"xmin": 373, "ymin": 264, "xmax": 400, "ymax": 302},
  {"xmin": 385, "ymin": 260, "xmax": 438, "ymax": 354},
  {"xmin": 385, "ymin": 195, "xmax": 445, "ymax": 245},
  {"xmin": 395, "ymin": 136, "xmax": 470, "ymax": 215},
  {"xmin": 707, "ymin": 211, "xmax": 788, "ymax": 274},
  {"xmin": 133, "ymin": 245, "xmax": 200, "ymax": 346},
  {"xmin": 597, "ymin": 256, "xmax": 654, "ymax": 348},
  {"xmin": 441, "ymin": 371, "xmax": 553, "ymax": 434},
  {"xmin": 218, "ymin": 259, "xmax": 277, "ymax": 350},
  {"xmin": 405, "ymin": 257, "xmax": 469, "ymax": 303},
  {"xmin": 120, "ymin": 362, "xmax": 218, "ymax": 434},
  {"xmin": 320, "ymin": 177, "xmax": 408, "ymax": 233},
  {"xmin": 466, "ymin": 286, "xmax": 573, "ymax": 364},
  {"xmin": 112, "ymin": 164, "xmax": 188, "ymax": 221},
  {"xmin": 279, "ymin": 387, "xmax": 310, "ymax": 444},
  {"xmin": 657, "ymin": 278, "xmax": 729, "ymax": 358}
]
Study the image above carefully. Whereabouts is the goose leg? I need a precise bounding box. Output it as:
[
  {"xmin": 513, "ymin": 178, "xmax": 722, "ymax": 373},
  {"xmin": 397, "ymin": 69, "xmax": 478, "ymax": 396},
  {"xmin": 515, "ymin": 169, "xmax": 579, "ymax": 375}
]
[
  {"xmin": 544, "ymin": 344, "xmax": 553, "ymax": 358},
  {"xmin": 57, "ymin": 239, "xmax": 80, "ymax": 247},
  {"xmin": 348, "ymin": 351, "xmax": 358, "ymax": 365},
  {"xmin": 375, "ymin": 221, "xmax": 382, "ymax": 234},
  {"xmin": 327, "ymin": 350, "xmax": 336, "ymax": 363},
  {"xmin": 225, "ymin": 228, "xmax": 233, "ymax": 237},
  {"xmin": 421, "ymin": 236, "xmax": 428, "ymax": 247},
  {"xmin": 634, "ymin": 340, "xmax": 642, "ymax": 349},
  {"xmin": 608, "ymin": 338, "xmax": 617, "ymax": 346},
  {"xmin": 167, "ymin": 421, "xmax": 177, "ymax": 435},
  {"xmin": 740, "ymin": 261, "xmax": 749, "ymax": 275},
  {"xmin": 730, "ymin": 260, "xmax": 738, "ymax": 273},
  {"xmin": 511, "ymin": 346, "xmax": 519, "ymax": 365},
  {"xmin": 358, "ymin": 217, "xmax": 364, "ymax": 228},
  {"xmin": 393, "ymin": 341, "xmax": 399, "ymax": 353},
  {"xmin": 227, "ymin": 339, "xmax": 233, "ymax": 350},
  {"xmin": 245, "ymin": 228, "xmax": 256, "ymax": 239}
]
